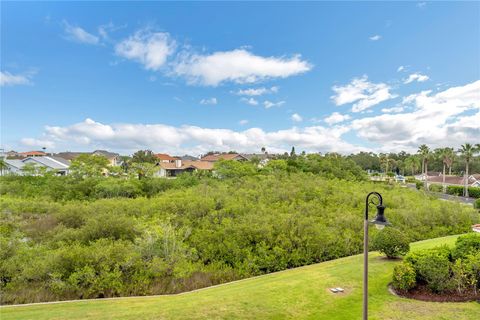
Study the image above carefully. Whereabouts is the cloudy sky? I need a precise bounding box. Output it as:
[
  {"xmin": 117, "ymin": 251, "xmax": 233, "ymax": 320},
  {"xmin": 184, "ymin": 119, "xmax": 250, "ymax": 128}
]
[{"xmin": 1, "ymin": 1, "xmax": 479, "ymax": 156}]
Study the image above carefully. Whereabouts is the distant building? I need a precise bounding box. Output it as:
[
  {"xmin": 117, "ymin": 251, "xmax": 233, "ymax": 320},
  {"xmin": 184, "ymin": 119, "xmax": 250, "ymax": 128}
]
[
  {"xmin": 2, "ymin": 156, "xmax": 70, "ymax": 176},
  {"xmin": 18, "ymin": 151, "xmax": 47, "ymax": 158},
  {"xmin": 55, "ymin": 150, "xmax": 121, "ymax": 166},
  {"xmin": 155, "ymin": 159, "xmax": 213, "ymax": 178},
  {"xmin": 426, "ymin": 174, "xmax": 480, "ymax": 188},
  {"xmin": 200, "ymin": 153, "xmax": 248, "ymax": 162},
  {"xmin": 155, "ymin": 153, "xmax": 178, "ymax": 163}
]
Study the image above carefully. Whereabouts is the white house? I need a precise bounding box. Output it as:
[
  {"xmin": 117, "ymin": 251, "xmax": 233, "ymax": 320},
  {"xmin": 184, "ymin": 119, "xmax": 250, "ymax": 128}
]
[{"xmin": 2, "ymin": 156, "xmax": 70, "ymax": 176}]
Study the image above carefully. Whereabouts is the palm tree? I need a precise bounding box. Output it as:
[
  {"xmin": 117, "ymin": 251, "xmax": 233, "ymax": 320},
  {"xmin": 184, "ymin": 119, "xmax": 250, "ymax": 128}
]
[
  {"xmin": 404, "ymin": 156, "xmax": 420, "ymax": 176},
  {"xmin": 418, "ymin": 144, "xmax": 431, "ymax": 190},
  {"xmin": 436, "ymin": 147, "xmax": 454, "ymax": 192},
  {"xmin": 458, "ymin": 143, "xmax": 476, "ymax": 197}
]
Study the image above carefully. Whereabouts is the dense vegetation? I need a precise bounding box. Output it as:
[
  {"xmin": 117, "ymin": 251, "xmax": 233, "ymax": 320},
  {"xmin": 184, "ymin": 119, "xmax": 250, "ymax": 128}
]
[
  {"xmin": 3, "ymin": 236, "xmax": 475, "ymax": 320},
  {"xmin": 1, "ymin": 160, "xmax": 478, "ymax": 304},
  {"xmin": 393, "ymin": 233, "xmax": 480, "ymax": 297},
  {"xmin": 0, "ymin": 154, "xmax": 366, "ymax": 201}
]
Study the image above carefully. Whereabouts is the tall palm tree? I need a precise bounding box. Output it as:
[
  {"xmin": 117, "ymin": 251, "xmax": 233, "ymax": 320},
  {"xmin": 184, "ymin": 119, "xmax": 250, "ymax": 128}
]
[
  {"xmin": 379, "ymin": 153, "xmax": 395, "ymax": 175},
  {"xmin": 458, "ymin": 143, "xmax": 476, "ymax": 197},
  {"xmin": 436, "ymin": 147, "xmax": 454, "ymax": 192},
  {"xmin": 418, "ymin": 144, "xmax": 431, "ymax": 190}
]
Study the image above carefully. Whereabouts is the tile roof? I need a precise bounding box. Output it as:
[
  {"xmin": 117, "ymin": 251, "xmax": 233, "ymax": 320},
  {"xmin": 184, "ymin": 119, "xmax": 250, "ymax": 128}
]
[
  {"xmin": 92, "ymin": 150, "xmax": 120, "ymax": 159},
  {"xmin": 155, "ymin": 153, "xmax": 178, "ymax": 161},
  {"xmin": 19, "ymin": 151, "xmax": 46, "ymax": 156},
  {"xmin": 54, "ymin": 152, "xmax": 88, "ymax": 160},
  {"xmin": 200, "ymin": 153, "xmax": 247, "ymax": 161}
]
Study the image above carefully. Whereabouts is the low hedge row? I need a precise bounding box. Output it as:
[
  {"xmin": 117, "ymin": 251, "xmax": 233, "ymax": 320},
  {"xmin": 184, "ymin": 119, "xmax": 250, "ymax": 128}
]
[{"xmin": 446, "ymin": 185, "xmax": 480, "ymax": 198}]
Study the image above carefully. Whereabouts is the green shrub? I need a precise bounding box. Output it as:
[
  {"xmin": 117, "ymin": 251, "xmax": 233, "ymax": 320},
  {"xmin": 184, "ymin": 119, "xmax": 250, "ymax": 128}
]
[
  {"xmin": 447, "ymin": 185, "xmax": 464, "ymax": 196},
  {"xmin": 469, "ymin": 187, "xmax": 480, "ymax": 198},
  {"xmin": 475, "ymin": 198, "xmax": 480, "ymax": 209},
  {"xmin": 372, "ymin": 228, "xmax": 410, "ymax": 258},
  {"xmin": 414, "ymin": 249, "xmax": 454, "ymax": 293},
  {"xmin": 94, "ymin": 179, "xmax": 143, "ymax": 198},
  {"xmin": 428, "ymin": 184, "xmax": 443, "ymax": 193},
  {"xmin": 392, "ymin": 262, "xmax": 416, "ymax": 292},
  {"xmin": 452, "ymin": 233, "xmax": 480, "ymax": 260},
  {"xmin": 415, "ymin": 181, "xmax": 423, "ymax": 190}
]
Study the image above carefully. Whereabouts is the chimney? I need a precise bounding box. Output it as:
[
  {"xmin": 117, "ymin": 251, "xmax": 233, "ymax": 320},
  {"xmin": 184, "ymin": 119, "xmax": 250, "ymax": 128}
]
[{"xmin": 175, "ymin": 159, "xmax": 182, "ymax": 168}]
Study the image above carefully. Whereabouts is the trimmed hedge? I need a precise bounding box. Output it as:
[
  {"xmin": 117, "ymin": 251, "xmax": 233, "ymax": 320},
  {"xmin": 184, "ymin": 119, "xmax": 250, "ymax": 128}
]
[{"xmin": 446, "ymin": 185, "xmax": 480, "ymax": 198}]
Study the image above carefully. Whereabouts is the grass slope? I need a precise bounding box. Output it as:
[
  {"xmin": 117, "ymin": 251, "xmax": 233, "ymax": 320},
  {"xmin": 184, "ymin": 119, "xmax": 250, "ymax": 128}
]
[{"xmin": 2, "ymin": 234, "xmax": 479, "ymax": 320}]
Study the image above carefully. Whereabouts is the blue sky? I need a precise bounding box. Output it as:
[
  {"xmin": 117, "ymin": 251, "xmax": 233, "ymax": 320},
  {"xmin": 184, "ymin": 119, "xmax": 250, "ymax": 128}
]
[{"xmin": 1, "ymin": 1, "xmax": 479, "ymax": 156}]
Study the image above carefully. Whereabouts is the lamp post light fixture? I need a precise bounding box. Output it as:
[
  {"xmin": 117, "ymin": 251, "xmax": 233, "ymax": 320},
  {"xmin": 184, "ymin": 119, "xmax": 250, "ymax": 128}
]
[{"xmin": 363, "ymin": 192, "xmax": 390, "ymax": 320}]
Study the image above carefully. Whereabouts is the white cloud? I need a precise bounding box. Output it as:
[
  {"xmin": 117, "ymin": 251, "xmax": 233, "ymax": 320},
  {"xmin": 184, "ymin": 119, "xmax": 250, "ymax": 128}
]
[
  {"xmin": 63, "ymin": 21, "xmax": 99, "ymax": 45},
  {"xmin": 263, "ymin": 100, "xmax": 285, "ymax": 109},
  {"xmin": 239, "ymin": 119, "xmax": 249, "ymax": 125},
  {"xmin": 331, "ymin": 75, "xmax": 397, "ymax": 112},
  {"xmin": 381, "ymin": 106, "xmax": 404, "ymax": 113},
  {"xmin": 397, "ymin": 66, "xmax": 405, "ymax": 72},
  {"xmin": 351, "ymin": 80, "xmax": 480, "ymax": 152},
  {"xmin": 0, "ymin": 71, "xmax": 34, "ymax": 86},
  {"xmin": 369, "ymin": 35, "xmax": 382, "ymax": 41},
  {"xmin": 291, "ymin": 113, "xmax": 303, "ymax": 122},
  {"xmin": 200, "ymin": 97, "xmax": 217, "ymax": 105},
  {"xmin": 404, "ymin": 73, "xmax": 429, "ymax": 84},
  {"xmin": 172, "ymin": 49, "xmax": 312, "ymax": 86},
  {"xmin": 20, "ymin": 138, "xmax": 55, "ymax": 149},
  {"xmin": 24, "ymin": 118, "xmax": 362, "ymax": 155},
  {"xmin": 24, "ymin": 81, "xmax": 478, "ymax": 155},
  {"xmin": 115, "ymin": 29, "xmax": 176, "ymax": 71},
  {"xmin": 241, "ymin": 97, "xmax": 259, "ymax": 106},
  {"xmin": 235, "ymin": 86, "xmax": 279, "ymax": 96},
  {"xmin": 324, "ymin": 112, "xmax": 351, "ymax": 125}
]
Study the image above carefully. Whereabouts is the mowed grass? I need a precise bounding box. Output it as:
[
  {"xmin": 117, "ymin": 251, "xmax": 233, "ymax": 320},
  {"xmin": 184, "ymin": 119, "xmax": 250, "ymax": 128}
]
[{"xmin": 2, "ymin": 234, "xmax": 479, "ymax": 320}]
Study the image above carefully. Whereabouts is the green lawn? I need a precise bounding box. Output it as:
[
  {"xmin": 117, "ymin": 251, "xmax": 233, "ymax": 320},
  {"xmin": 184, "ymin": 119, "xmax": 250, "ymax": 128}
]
[{"xmin": 1, "ymin": 234, "xmax": 478, "ymax": 320}]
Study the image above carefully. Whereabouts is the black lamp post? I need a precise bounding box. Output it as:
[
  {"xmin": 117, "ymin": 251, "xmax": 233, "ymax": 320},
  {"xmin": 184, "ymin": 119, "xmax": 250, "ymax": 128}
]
[{"xmin": 363, "ymin": 192, "xmax": 390, "ymax": 320}]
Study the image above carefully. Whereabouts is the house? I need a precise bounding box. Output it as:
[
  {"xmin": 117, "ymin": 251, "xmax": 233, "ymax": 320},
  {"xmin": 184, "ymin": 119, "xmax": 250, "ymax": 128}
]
[
  {"xmin": 3, "ymin": 150, "xmax": 22, "ymax": 159},
  {"xmin": 414, "ymin": 171, "xmax": 441, "ymax": 181},
  {"xmin": 155, "ymin": 159, "xmax": 214, "ymax": 178},
  {"xmin": 92, "ymin": 150, "xmax": 122, "ymax": 166},
  {"xmin": 2, "ymin": 156, "xmax": 70, "ymax": 176},
  {"xmin": 200, "ymin": 153, "xmax": 248, "ymax": 162},
  {"xmin": 19, "ymin": 151, "xmax": 47, "ymax": 158},
  {"xmin": 155, "ymin": 153, "xmax": 178, "ymax": 163},
  {"xmin": 55, "ymin": 150, "xmax": 122, "ymax": 166},
  {"xmin": 425, "ymin": 174, "xmax": 480, "ymax": 187}
]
